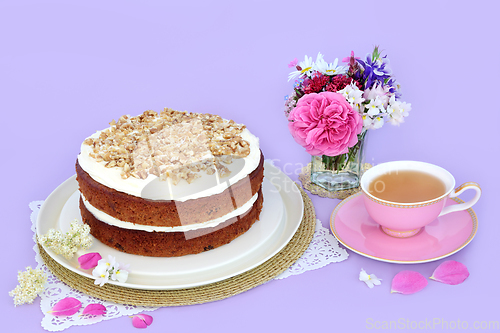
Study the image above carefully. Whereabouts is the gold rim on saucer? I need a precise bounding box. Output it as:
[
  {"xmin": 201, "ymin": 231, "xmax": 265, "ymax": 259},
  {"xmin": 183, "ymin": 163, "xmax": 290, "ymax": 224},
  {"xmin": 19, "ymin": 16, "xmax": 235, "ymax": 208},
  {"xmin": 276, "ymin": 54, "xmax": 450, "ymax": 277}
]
[{"xmin": 330, "ymin": 192, "xmax": 478, "ymax": 264}]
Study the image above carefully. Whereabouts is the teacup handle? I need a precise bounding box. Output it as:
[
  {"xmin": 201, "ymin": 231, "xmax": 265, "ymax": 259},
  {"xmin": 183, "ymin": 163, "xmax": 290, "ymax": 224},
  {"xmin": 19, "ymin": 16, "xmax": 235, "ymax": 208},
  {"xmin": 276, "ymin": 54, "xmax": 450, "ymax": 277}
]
[{"xmin": 438, "ymin": 182, "xmax": 481, "ymax": 217}]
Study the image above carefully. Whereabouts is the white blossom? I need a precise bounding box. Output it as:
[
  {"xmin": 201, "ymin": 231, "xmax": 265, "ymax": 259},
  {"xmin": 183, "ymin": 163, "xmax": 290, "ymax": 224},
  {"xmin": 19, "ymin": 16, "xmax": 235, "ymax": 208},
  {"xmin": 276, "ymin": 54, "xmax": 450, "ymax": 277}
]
[
  {"xmin": 92, "ymin": 262, "xmax": 110, "ymax": 287},
  {"xmin": 372, "ymin": 116, "xmax": 384, "ymax": 129},
  {"xmin": 112, "ymin": 262, "xmax": 130, "ymax": 283},
  {"xmin": 363, "ymin": 115, "xmax": 374, "ymax": 129},
  {"xmin": 363, "ymin": 83, "xmax": 391, "ymax": 107},
  {"xmin": 359, "ymin": 268, "xmax": 382, "ymax": 288},
  {"xmin": 92, "ymin": 255, "xmax": 130, "ymax": 286},
  {"xmin": 362, "ymin": 115, "xmax": 385, "ymax": 131},
  {"xmin": 338, "ymin": 82, "xmax": 365, "ymax": 106},
  {"xmin": 365, "ymin": 96, "xmax": 386, "ymax": 117},
  {"xmin": 387, "ymin": 95, "xmax": 411, "ymax": 125}
]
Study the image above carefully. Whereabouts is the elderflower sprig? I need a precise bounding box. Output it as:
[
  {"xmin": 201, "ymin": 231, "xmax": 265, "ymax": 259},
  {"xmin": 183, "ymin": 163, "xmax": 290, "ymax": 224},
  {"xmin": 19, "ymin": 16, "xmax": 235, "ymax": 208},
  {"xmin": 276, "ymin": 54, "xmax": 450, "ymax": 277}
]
[
  {"xmin": 9, "ymin": 267, "xmax": 47, "ymax": 306},
  {"xmin": 39, "ymin": 220, "xmax": 93, "ymax": 259}
]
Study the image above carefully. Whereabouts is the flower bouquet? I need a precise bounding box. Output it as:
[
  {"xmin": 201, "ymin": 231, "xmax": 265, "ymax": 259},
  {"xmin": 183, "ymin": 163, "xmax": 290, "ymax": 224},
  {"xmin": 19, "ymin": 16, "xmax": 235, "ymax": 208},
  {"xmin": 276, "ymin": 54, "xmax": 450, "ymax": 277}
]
[{"xmin": 285, "ymin": 46, "xmax": 411, "ymax": 191}]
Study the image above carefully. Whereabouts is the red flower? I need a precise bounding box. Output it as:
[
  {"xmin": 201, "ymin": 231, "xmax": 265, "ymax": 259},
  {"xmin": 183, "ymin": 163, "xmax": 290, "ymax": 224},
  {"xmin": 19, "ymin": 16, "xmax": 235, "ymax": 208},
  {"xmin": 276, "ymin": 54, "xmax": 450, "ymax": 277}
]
[
  {"xmin": 303, "ymin": 73, "xmax": 330, "ymax": 94},
  {"xmin": 326, "ymin": 75, "xmax": 362, "ymax": 92}
]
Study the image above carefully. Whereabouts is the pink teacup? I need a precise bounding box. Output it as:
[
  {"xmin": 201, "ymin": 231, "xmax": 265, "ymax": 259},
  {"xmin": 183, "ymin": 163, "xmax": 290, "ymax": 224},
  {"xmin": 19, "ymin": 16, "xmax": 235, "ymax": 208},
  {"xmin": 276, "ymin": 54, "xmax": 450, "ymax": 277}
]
[{"xmin": 360, "ymin": 161, "xmax": 481, "ymax": 238}]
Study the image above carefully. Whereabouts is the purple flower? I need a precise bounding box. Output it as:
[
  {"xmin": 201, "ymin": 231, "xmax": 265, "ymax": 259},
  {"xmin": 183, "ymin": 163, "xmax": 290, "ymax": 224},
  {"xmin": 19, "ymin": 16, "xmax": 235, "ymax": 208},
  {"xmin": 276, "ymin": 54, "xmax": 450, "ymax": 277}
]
[{"xmin": 355, "ymin": 47, "xmax": 392, "ymax": 89}]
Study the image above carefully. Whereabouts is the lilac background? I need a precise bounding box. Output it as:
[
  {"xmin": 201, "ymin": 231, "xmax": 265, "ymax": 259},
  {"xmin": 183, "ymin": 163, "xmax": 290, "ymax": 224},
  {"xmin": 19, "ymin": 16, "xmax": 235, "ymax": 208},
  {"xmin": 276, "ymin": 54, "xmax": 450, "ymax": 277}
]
[{"xmin": 2, "ymin": 0, "xmax": 499, "ymax": 331}]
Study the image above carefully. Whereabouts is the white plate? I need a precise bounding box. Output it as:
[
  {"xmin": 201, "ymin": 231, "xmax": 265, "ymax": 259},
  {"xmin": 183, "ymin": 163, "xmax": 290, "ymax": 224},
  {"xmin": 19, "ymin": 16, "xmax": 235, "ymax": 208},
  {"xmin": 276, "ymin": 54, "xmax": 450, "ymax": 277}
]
[{"xmin": 36, "ymin": 162, "xmax": 304, "ymax": 290}]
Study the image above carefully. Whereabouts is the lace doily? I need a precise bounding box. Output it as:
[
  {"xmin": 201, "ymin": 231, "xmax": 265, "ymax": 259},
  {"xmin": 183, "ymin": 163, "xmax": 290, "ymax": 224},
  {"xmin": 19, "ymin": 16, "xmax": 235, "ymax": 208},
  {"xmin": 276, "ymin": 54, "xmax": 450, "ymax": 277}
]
[
  {"xmin": 275, "ymin": 218, "xmax": 348, "ymax": 279},
  {"xmin": 29, "ymin": 200, "xmax": 347, "ymax": 331}
]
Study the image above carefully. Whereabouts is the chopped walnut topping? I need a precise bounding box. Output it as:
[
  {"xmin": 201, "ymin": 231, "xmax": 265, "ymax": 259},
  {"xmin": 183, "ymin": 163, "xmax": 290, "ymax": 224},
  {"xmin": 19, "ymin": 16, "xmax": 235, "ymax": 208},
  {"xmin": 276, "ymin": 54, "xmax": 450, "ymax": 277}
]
[{"xmin": 83, "ymin": 109, "xmax": 251, "ymax": 184}]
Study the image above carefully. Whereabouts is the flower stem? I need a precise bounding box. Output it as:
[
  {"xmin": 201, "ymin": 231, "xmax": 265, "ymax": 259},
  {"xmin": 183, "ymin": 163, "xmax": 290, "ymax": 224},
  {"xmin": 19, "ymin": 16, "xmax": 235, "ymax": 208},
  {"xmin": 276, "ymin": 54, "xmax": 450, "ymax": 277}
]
[{"xmin": 321, "ymin": 131, "xmax": 366, "ymax": 172}]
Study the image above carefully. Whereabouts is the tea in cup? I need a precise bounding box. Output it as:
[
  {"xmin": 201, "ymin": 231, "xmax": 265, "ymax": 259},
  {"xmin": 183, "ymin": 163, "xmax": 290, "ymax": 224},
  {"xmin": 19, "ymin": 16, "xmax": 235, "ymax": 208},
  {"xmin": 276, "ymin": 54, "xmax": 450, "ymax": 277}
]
[{"xmin": 360, "ymin": 161, "xmax": 481, "ymax": 238}]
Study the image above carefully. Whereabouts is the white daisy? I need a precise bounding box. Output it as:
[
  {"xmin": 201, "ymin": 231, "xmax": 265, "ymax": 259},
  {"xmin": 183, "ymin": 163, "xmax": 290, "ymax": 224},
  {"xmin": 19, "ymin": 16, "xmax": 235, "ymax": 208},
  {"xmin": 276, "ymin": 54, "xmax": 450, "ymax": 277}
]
[
  {"xmin": 288, "ymin": 54, "xmax": 315, "ymax": 81},
  {"xmin": 325, "ymin": 58, "xmax": 347, "ymax": 76},
  {"xmin": 314, "ymin": 55, "xmax": 347, "ymax": 76},
  {"xmin": 312, "ymin": 52, "xmax": 327, "ymax": 74}
]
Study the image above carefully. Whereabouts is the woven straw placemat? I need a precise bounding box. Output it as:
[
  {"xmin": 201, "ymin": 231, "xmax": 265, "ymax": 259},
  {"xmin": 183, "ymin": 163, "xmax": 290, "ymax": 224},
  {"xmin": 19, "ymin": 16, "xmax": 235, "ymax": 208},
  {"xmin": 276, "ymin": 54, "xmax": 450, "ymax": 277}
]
[
  {"xmin": 37, "ymin": 184, "xmax": 315, "ymax": 307},
  {"xmin": 298, "ymin": 162, "xmax": 372, "ymax": 200}
]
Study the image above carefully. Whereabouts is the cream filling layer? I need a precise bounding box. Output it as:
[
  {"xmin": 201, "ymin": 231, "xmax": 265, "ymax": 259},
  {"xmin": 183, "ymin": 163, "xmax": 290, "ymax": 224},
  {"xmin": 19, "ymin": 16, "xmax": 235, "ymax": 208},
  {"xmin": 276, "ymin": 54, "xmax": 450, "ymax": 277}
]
[
  {"xmin": 81, "ymin": 192, "xmax": 259, "ymax": 232},
  {"xmin": 78, "ymin": 127, "xmax": 260, "ymax": 202}
]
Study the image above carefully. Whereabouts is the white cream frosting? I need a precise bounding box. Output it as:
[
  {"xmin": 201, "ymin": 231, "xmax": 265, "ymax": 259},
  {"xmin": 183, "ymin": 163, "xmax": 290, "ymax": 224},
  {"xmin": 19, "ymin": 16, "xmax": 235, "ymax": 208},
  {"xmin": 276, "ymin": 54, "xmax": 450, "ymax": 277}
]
[
  {"xmin": 77, "ymin": 123, "xmax": 260, "ymax": 202},
  {"xmin": 81, "ymin": 193, "xmax": 259, "ymax": 232}
]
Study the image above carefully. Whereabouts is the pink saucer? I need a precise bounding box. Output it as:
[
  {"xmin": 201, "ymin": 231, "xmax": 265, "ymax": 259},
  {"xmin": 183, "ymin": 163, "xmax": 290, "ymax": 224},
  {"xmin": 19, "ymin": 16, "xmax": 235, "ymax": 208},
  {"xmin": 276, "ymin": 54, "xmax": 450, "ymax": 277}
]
[{"xmin": 330, "ymin": 192, "xmax": 478, "ymax": 263}]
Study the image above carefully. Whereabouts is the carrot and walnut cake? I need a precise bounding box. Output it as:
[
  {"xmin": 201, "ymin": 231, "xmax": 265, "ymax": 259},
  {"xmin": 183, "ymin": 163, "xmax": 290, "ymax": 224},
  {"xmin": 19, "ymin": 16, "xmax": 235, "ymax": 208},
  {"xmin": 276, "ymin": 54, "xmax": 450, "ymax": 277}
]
[{"xmin": 76, "ymin": 109, "xmax": 264, "ymax": 257}]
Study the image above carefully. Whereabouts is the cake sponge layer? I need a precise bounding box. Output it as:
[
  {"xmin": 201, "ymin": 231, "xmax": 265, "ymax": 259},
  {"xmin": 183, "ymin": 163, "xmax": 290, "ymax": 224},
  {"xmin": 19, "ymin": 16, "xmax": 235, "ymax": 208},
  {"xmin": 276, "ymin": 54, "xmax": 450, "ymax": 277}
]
[
  {"xmin": 80, "ymin": 188, "xmax": 264, "ymax": 257},
  {"xmin": 76, "ymin": 152, "xmax": 264, "ymax": 227}
]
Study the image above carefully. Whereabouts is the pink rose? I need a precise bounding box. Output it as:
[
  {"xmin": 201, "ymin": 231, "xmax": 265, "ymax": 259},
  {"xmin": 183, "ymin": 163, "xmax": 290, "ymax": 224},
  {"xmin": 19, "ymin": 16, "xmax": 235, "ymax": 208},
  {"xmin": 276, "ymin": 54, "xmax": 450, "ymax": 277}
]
[{"xmin": 288, "ymin": 92, "xmax": 362, "ymax": 156}]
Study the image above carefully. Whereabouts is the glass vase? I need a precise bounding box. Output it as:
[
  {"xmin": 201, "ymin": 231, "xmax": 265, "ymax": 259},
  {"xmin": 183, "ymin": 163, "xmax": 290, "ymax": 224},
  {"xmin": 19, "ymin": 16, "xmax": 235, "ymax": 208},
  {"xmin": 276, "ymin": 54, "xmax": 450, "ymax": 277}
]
[{"xmin": 310, "ymin": 131, "xmax": 367, "ymax": 191}]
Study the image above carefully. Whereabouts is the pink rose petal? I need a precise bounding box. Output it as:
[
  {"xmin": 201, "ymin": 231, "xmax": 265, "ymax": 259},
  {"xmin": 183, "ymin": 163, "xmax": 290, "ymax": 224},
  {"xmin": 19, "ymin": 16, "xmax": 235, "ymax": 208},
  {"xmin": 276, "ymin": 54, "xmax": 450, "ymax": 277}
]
[
  {"xmin": 47, "ymin": 297, "xmax": 82, "ymax": 316},
  {"xmin": 82, "ymin": 303, "xmax": 107, "ymax": 316},
  {"xmin": 391, "ymin": 271, "xmax": 428, "ymax": 295},
  {"xmin": 430, "ymin": 260, "xmax": 469, "ymax": 285},
  {"xmin": 131, "ymin": 314, "xmax": 153, "ymax": 328},
  {"xmin": 288, "ymin": 58, "xmax": 298, "ymax": 68},
  {"xmin": 78, "ymin": 252, "xmax": 102, "ymax": 270}
]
